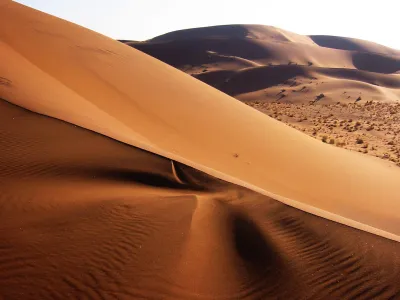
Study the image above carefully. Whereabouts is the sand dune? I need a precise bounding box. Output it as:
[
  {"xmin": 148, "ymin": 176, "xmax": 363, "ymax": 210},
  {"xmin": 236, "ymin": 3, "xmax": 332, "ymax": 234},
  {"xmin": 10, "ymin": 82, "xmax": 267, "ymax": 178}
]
[
  {"xmin": 0, "ymin": 1, "xmax": 400, "ymax": 298},
  {"xmin": 127, "ymin": 25, "xmax": 400, "ymax": 88},
  {"xmin": 1, "ymin": 2, "xmax": 400, "ymax": 239}
]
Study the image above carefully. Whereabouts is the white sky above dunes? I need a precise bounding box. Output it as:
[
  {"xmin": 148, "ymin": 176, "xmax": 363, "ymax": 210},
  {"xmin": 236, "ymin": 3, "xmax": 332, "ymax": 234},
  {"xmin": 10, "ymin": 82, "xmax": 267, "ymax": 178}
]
[{"xmin": 15, "ymin": 0, "xmax": 400, "ymax": 50}]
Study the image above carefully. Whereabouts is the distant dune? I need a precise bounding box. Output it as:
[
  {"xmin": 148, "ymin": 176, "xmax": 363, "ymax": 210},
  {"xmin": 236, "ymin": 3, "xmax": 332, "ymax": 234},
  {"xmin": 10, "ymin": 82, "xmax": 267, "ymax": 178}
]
[
  {"xmin": 125, "ymin": 24, "xmax": 400, "ymax": 101},
  {"xmin": 0, "ymin": 2, "xmax": 399, "ymax": 299}
]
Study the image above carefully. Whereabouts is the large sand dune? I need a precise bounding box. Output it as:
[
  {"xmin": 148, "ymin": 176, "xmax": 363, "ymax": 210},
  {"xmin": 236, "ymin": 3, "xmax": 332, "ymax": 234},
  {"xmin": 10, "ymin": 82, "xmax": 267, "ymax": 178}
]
[
  {"xmin": 0, "ymin": 1, "xmax": 399, "ymax": 298},
  {"xmin": 1, "ymin": 99, "xmax": 399, "ymax": 299}
]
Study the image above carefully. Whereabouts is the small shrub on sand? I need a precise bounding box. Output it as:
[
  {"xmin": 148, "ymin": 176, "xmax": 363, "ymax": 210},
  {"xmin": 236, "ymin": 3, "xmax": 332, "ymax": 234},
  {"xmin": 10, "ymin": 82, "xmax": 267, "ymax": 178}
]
[
  {"xmin": 315, "ymin": 93, "xmax": 325, "ymax": 101},
  {"xmin": 356, "ymin": 138, "xmax": 364, "ymax": 144},
  {"xmin": 336, "ymin": 141, "xmax": 346, "ymax": 147},
  {"xmin": 322, "ymin": 135, "xmax": 328, "ymax": 143}
]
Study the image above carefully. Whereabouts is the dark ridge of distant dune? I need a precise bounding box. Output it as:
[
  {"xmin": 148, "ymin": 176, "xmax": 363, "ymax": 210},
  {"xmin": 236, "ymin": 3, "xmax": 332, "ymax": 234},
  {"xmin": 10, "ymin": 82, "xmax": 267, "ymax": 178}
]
[
  {"xmin": 310, "ymin": 35, "xmax": 400, "ymax": 56},
  {"xmin": 210, "ymin": 65, "xmax": 310, "ymax": 96},
  {"xmin": 352, "ymin": 52, "xmax": 400, "ymax": 74},
  {"xmin": 0, "ymin": 98, "xmax": 399, "ymax": 299},
  {"xmin": 316, "ymin": 66, "xmax": 400, "ymax": 88},
  {"xmin": 194, "ymin": 65, "xmax": 400, "ymax": 98},
  {"xmin": 127, "ymin": 38, "xmax": 273, "ymax": 68}
]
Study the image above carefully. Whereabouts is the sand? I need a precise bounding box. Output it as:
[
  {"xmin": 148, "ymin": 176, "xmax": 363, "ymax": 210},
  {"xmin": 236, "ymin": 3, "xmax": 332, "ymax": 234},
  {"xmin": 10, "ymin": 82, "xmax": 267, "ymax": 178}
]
[
  {"xmin": 0, "ymin": 99, "xmax": 398, "ymax": 299},
  {"xmin": 0, "ymin": 2, "xmax": 399, "ymax": 299}
]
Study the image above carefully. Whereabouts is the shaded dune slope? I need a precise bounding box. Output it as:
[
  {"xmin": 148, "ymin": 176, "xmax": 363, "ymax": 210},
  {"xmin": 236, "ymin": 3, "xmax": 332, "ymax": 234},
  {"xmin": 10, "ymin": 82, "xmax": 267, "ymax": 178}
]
[
  {"xmin": 196, "ymin": 65, "xmax": 400, "ymax": 98},
  {"xmin": 1, "ymin": 99, "xmax": 399, "ymax": 299},
  {"xmin": 1, "ymin": 1, "xmax": 400, "ymax": 241},
  {"xmin": 310, "ymin": 35, "xmax": 400, "ymax": 56}
]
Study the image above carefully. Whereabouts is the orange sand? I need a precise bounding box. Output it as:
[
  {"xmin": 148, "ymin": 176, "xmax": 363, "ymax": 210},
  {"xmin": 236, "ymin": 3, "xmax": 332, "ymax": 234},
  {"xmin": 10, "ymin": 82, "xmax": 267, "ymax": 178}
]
[{"xmin": 0, "ymin": 2, "xmax": 399, "ymax": 298}]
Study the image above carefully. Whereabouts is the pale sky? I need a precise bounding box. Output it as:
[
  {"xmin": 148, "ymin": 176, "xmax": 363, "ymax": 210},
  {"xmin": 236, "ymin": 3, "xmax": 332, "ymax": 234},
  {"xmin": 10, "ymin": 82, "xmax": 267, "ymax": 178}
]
[{"xmin": 15, "ymin": 0, "xmax": 400, "ymax": 50}]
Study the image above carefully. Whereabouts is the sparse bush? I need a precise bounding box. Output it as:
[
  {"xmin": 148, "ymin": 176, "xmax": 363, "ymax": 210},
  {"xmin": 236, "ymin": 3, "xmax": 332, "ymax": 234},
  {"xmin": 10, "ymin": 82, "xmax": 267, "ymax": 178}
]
[
  {"xmin": 315, "ymin": 93, "xmax": 325, "ymax": 101},
  {"xmin": 356, "ymin": 138, "xmax": 364, "ymax": 144},
  {"xmin": 336, "ymin": 141, "xmax": 346, "ymax": 147},
  {"xmin": 322, "ymin": 135, "xmax": 328, "ymax": 143},
  {"xmin": 329, "ymin": 139, "xmax": 335, "ymax": 144},
  {"xmin": 366, "ymin": 126, "xmax": 374, "ymax": 131}
]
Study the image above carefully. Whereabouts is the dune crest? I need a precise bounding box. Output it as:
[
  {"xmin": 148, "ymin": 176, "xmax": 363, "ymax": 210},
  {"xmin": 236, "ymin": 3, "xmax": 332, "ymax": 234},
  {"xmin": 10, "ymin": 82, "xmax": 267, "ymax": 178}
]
[{"xmin": 1, "ymin": 2, "xmax": 400, "ymax": 242}]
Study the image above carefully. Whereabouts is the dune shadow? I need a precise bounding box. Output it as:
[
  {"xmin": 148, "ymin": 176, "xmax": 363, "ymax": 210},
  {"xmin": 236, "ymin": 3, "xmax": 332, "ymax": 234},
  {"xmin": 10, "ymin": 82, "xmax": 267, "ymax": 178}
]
[
  {"xmin": 132, "ymin": 38, "xmax": 274, "ymax": 69},
  {"xmin": 232, "ymin": 214, "xmax": 282, "ymax": 271},
  {"xmin": 310, "ymin": 35, "xmax": 366, "ymax": 52},
  {"xmin": 220, "ymin": 65, "xmax": 309, "ymax": 96},
  {"xmin": 194, "ymin": 70, "xmax": 237, "ymax": 89},
  {"xmin": 60, "ymin": 166, "xmax": 208, "ymax": 191},
  {"xmin": 352, "ymin": 52, "xmax": 400, "ymax": 74}
]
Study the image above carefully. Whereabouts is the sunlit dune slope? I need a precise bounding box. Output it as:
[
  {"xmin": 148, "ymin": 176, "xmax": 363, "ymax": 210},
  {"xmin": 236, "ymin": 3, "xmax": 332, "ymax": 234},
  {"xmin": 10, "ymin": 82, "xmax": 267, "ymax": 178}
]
[
  {"xmin": 0, "ymin": 2, "xmax": 400, "ymax": 241},
  {"xmin": 148, "ymin": 24, "xmax": 316, "ymax": 45}
]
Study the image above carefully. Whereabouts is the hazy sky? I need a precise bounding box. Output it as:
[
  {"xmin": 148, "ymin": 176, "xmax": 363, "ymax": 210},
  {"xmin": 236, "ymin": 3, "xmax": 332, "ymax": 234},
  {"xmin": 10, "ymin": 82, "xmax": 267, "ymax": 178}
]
[{"xmin": 15, "ymin": 0, "xmax": 400, "ymax": 50}]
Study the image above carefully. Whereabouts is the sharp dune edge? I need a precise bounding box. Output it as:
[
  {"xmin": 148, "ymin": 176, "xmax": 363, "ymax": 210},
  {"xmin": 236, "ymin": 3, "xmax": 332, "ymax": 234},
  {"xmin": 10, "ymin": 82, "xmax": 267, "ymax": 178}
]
[{"xmin": 0, "ymin": 2, "xmax": 400, "ymax": 298}]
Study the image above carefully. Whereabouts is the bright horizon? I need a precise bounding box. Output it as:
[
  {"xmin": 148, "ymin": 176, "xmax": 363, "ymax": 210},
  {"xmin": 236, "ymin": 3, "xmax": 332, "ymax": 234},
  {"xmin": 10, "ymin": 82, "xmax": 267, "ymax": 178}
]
[{"xmin": 14, "ymin": 0, "xmax": 400, "ymax": 50}]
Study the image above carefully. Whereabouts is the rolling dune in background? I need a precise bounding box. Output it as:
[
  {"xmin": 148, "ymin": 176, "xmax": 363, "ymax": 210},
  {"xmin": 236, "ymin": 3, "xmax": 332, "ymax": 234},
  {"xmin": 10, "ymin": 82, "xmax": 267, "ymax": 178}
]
[{"xmin": 126, "ymin": 24, "xmax": 400, "ymax": 102}]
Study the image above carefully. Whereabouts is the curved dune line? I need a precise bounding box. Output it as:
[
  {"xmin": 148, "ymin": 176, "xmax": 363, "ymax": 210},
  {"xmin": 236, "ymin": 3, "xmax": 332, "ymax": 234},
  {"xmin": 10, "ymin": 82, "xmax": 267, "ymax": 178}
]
[{"xmin": 0, "ymin": 2, "xmax": 399, "ymax": 242}]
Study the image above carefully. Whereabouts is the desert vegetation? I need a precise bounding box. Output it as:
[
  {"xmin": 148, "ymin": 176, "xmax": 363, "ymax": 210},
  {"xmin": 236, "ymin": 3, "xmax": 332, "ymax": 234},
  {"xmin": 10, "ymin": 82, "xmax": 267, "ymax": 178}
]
[{"xmin": 249, "ymin": 100, "xmax": 400, "ymax": 166}]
